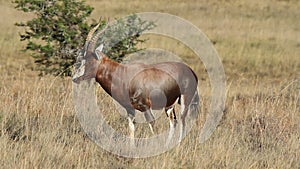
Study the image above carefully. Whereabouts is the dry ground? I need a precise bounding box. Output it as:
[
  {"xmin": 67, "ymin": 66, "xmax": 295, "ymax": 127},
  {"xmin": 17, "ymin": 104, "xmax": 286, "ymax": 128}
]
[{"xmin": 0, "ymin": 0, "xmax": 299, "ymax": 168}]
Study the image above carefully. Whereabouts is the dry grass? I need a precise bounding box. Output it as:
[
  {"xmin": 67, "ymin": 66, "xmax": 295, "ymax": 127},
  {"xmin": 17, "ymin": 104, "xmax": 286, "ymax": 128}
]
[{"xmin": 0, "ymin": 0, "xmax": 299, "ymax": 168}]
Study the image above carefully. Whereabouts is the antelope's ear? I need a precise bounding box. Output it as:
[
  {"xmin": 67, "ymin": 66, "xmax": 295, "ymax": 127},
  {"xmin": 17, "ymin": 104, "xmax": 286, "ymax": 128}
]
[{"xmin": 95, "ymin": 44, "xmax": 104, "ymax": 60}]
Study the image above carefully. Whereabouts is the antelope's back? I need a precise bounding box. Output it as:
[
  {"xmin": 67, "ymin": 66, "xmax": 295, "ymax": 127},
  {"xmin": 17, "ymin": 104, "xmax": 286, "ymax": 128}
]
[{"xmin": 152, "ymin": 62, "xmax": 198, "ymax": 93}]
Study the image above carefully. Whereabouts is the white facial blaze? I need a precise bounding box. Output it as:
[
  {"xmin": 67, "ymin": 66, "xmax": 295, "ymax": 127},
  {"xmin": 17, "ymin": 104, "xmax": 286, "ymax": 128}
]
[{"xmin": 73, "ymin": 59, "xmax": 86, "ymax": 80}]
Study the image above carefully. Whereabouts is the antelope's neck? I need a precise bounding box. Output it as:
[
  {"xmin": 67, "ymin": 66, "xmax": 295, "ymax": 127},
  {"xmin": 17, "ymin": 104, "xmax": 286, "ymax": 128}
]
[{"xmin": 95, "ymin": 56, "xmax": 124, "ymax": 95}]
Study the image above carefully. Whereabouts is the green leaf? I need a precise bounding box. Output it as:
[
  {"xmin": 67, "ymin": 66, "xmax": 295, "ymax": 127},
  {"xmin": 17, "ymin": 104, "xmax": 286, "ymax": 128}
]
[{"xmin": 14, "ymin": 1, "xmax": 155, "ymax": 77}]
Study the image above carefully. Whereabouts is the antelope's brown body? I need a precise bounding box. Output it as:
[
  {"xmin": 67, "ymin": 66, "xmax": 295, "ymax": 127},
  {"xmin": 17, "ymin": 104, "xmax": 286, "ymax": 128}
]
[{"xmin": 72, "ymin": 20, "xmax": 199, "ymax": 145}]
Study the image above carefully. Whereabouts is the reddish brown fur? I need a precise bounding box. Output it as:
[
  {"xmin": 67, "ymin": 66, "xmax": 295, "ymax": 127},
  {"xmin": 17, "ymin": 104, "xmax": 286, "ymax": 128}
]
[
  {"xmin": 93, "ymin": 55, "xmax": 197, "ymax": 114},
  {"xmin": 73, "ymin": 22, "xmax": 199, "ymax": 142}
]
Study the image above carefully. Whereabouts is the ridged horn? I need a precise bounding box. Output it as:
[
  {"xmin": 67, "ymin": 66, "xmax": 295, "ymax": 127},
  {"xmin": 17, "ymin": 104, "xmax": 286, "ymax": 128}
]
[
  {"xmin": 88, "ymin": 18, "xmax": 111, "ymax": 52},
  {"xmin": 86, "ymin": 17, "xmax": 102, "ymax": 42}
]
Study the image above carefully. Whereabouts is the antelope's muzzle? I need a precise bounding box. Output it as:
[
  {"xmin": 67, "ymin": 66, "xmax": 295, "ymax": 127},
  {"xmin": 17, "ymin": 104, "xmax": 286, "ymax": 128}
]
[{"xmin": 72, "ymin": 60, "xmax": 86, "ymax": 84}]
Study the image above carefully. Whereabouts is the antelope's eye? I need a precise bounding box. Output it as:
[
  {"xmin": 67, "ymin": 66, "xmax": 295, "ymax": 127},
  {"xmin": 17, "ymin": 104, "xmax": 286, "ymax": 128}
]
[
  {"xmin": 75, "ymin": 59, "xmax": 86, "ymax": 69},
  {"xmin": 75, "ymin": 62, "xmax": 81, "ymax": 69}
]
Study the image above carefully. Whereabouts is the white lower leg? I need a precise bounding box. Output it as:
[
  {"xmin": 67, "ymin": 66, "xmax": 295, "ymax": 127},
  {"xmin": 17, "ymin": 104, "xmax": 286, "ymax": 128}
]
[
  {"xmin": 180, "ymin": 95, "xmax": 185, "ymax": 114},
  {"xmin": 149, "ymin": 123, "xmax": 154, "ymax": 134},
  {"xmin": 166, "ymin": 107, "xmax": 175, "ymax": 145},
  {"xmin": 128, "ymin": 117, "xmax": 135, "ymax": 146},
  {"xmin": 144, "ymin": 108, "xmax": 155, "ymax": 134},
  {"xmin": 179, "ymin": 95, "xmax": 185, "ymax": 142},
  {"xmin": 179, "ymin": 122, "xmax": 185, "ymax": 142},
  {"xmin": 166, "ymin": 120, "xmax": 175, "ymax": 145}
]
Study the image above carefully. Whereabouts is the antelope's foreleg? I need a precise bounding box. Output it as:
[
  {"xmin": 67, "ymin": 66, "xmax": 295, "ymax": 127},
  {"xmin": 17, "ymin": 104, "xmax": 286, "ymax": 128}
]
[
  {"xmin": 144, "ymin": 109, "xmax": 155, "ymax": 134},
  {"xmin": 126, "ymin": 109, "xmax": 136, "ymax": 147},
  {"xmin": 127, "ymin": 116, "xmax": 135, "ymax": 147}
]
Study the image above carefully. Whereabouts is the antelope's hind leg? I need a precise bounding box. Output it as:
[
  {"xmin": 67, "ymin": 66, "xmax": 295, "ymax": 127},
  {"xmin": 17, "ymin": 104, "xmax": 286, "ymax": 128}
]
[
  {"xmin": 166, "ymin": 106, "xmax": 177, "ymax": 145},
  {"xmin": 179, "ymin": 92, "xmax": 196, "ymax": 143},
  {"xmin": 179, "ymin": 95, "xmax": 189, "ymax": 143}
]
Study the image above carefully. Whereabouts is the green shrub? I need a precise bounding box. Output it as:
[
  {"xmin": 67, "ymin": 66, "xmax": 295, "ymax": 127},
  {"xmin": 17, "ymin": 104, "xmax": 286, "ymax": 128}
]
[{"xmin": 14, "ymin": 0, "xmax": 155, "ymax": 76}]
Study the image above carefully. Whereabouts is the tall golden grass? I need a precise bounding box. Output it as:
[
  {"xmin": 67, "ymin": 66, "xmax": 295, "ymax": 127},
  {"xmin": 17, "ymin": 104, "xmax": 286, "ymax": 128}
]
[{"xmin": 0, "ymin": 0, "xmax": 299, "ymax": 168}]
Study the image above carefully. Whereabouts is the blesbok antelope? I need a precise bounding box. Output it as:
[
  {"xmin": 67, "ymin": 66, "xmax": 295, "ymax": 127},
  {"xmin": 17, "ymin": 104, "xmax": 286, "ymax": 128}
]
[{"xmin": 72, "ymin": 20, "xmax": 199, "ymax": 145}]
